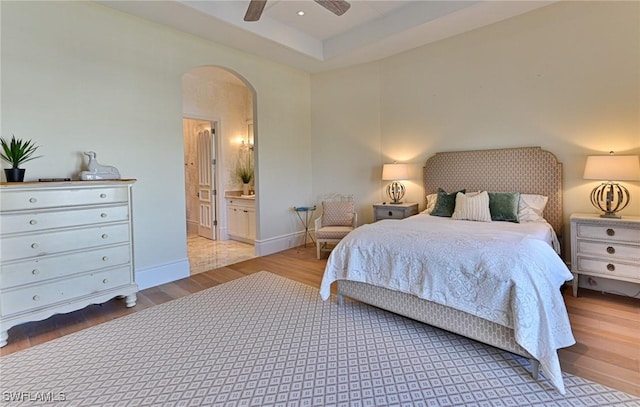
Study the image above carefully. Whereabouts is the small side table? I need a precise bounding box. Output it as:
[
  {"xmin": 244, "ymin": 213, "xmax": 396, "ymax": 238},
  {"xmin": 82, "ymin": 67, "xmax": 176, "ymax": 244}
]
[
  {"xmin": 293, "ymin": 205, "xmax": 316, "ymax": 247},
  {"xmin": 373, "ymin": 202, "xmax": 419, "ymax": 222}
]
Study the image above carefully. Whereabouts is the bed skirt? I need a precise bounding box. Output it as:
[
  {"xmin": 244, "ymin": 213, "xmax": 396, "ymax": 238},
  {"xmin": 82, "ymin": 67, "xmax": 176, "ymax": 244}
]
[{"xmin": 337, "ymin": 280, "xmax": 540, "ymax": 377}]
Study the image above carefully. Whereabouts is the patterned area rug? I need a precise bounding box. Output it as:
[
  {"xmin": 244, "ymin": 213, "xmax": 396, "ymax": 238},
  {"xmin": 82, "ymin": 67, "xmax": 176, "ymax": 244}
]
[{"xmin": 1, "ymin": 271, "xmax": 638, "ymax": 406}]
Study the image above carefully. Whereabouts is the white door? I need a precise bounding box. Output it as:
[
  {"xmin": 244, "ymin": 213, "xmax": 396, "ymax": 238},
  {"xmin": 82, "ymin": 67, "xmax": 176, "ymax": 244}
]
[{"xmin": 197, "ymin": 122, "xmax": 217, "ymax": 240}]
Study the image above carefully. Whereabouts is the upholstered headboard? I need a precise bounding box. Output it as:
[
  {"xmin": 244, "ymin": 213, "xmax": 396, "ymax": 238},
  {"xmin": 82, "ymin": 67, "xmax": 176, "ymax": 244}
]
[{"xmin": 423, "ymin": 147, "xmax": 563, "ymax": 236}]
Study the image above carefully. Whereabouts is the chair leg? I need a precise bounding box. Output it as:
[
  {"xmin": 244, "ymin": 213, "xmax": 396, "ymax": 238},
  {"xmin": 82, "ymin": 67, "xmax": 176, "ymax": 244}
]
[{"xmin": 317, "ymin": 241, "xmax": 321, "ymax": 259}]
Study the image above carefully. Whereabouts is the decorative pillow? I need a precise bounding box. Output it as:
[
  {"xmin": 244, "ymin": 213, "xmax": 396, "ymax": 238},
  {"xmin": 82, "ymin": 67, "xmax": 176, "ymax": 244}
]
[
  {"xmin": 451, "ymin": 191, "xmax": 492, "ymax": 222},
  {"xmin": 322, "ymin": 201, "xmax": 354, "ymax": 226},
  {"xmin": 430, "ymin": 188, "xmax": 466, "ymax": 217},
  {"xmin": 518, "ymin": 194, "xmax": 548, "ymax": 222},
  {"xmin": 488, "ymin": 192, "xmax": 520, "ymax": 222},
  {"xmin": 423, "ymin": 193, "xmax": 438, "ymax": 214}
]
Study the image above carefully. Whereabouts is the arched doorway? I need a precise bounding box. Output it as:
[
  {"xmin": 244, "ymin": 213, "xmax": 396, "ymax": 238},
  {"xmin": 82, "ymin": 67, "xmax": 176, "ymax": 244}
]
[{"xmin": 182, "ymin": 66, "xmax": 257, "ymax": 274}]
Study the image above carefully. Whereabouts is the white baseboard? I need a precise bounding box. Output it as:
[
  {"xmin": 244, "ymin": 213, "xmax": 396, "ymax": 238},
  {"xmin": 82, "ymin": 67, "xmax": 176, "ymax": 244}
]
[
  {"xmin": 255, "ymin": 231, "xmax": 309, "ymax": 257},
  {"xmin": 135, "ymin": 258, "xmax": 190, "ymax": 290}
]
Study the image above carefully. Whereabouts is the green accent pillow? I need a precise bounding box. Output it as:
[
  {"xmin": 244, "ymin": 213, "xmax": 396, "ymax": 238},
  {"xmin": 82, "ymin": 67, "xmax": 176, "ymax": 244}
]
[
  {"xmin": 430, "ymin": 188, "xmax": 466, "ymax": 217},
  {"xmin": 488, "ymin": 192, "xmax": 521, "ymax": 222}
]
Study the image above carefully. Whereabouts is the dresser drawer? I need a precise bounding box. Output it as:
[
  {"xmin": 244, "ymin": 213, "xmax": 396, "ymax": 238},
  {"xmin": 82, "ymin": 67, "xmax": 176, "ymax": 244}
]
[
  {"xmin": 576, "ymin": 256, "xmax": 640, "ymax": 281},
  {"xmin": 576, "ymin": 240, "xmax": 640, "ymax": 263},
  {"xmin": 0, "ymin": 266, "xmax": 132, "ymax": 316},
  {"xmin": 1, "ymin": 187, "xmax": 128, "ymax": 211},
  {"xmin": 576, "ymin": 223, "xmax": 640, "ymax": 244},
  {"xmin": 1, "ymin": 204, "xmax": 129, "ymax": 235},
  {"xmin": 1, "ymin": 224, "xmax": 130, "ymax": 262},
  {"xmin": 0, "ymin": 245, "xmax": 131, "ymax": 289}
]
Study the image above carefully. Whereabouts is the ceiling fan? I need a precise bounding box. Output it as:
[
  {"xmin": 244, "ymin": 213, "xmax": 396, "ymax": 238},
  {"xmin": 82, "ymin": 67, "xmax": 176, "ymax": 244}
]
[{"xmin": 244, "ymin": 0, "xmax": 351, "ymax": 22}]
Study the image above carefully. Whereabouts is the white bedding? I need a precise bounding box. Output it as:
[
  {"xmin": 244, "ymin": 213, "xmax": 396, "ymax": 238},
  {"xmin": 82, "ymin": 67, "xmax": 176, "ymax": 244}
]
[{"xmin": 320, "ymin": 214, "xmax": 576, "ymax": 394}]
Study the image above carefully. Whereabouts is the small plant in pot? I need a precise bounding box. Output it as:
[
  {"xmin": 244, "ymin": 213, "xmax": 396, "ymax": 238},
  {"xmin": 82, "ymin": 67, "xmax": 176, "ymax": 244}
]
[
  {"xmin": 0, "ymin": 135, "xmax": 42, "ymax": 182},
  {"xmin": 236, "ymin": 158, "xmax": 254, "ymax": 195}
]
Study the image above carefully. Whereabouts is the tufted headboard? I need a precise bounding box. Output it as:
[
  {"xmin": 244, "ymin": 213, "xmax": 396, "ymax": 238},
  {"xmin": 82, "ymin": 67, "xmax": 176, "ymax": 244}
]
[{"xmin": 423, "ymin": 147, "xmax": 563, "ymax": 236}]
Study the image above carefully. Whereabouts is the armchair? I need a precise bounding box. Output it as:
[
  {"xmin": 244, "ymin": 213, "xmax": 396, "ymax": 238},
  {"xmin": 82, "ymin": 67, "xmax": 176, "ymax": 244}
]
[{"xmin": 315, "ymin": 195, "xmax": 357, "ymax": 259}]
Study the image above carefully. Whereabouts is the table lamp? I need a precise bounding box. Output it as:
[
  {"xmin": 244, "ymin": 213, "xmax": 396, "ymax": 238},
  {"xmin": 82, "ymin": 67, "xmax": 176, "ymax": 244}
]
[
  {"xmin": 583, "ymin": 152, "xmax": 640, "ymax": 218},
  {"xmin": 382, "ymin": 163, "xmax": 409, "ymax": 204}
]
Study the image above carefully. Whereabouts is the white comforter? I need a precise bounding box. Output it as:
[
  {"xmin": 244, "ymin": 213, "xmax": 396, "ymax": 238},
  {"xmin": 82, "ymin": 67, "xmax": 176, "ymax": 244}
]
[{"xmin": 320, "ymin": 214, "xmax": 575, "ymax": 394}]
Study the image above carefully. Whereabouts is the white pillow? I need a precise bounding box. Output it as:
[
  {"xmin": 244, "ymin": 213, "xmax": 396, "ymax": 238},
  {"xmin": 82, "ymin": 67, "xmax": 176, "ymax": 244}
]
[
  {"xmin": 423, "ymin": 193, "xmax": 438, "ymax": 214},
  {"xmin": 451, "ymin": 191, "xmax": 492, "ymax": 222},
  {"xmin": 518, "ymin": 194, "xmax": 548, "ymax": 222}
]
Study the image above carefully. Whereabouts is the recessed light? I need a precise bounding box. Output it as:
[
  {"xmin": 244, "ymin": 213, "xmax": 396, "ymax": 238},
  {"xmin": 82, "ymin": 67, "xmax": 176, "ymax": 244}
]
[{"xmin": 297, "ymin": 10, "xmax": 305, "ymax": 16}]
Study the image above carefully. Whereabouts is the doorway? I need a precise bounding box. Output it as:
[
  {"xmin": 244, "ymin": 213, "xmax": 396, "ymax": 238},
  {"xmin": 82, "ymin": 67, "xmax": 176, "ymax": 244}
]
[{"xmin": 182, "ymin": 66, "xmax": 257, "ymax": 275}]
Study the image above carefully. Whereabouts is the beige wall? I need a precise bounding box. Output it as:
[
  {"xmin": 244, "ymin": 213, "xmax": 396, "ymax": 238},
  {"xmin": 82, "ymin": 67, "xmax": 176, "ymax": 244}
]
[
  {"xmin": 311, "ymin": 1, "xmax": 639, "ymax": 296},
  {"xmin": 1, "ymin": 1, "xmax": 312, "ymax": 287}
]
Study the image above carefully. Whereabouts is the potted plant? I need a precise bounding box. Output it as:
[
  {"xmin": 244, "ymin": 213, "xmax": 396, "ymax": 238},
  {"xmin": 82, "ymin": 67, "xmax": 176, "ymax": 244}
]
[
  {"xmin": 236, "ymin": 157, "xmax": 254, "ymax": 195},
  {"xmin": 0, "ymin": 135, "xmax": 42, "ymax": 182}
]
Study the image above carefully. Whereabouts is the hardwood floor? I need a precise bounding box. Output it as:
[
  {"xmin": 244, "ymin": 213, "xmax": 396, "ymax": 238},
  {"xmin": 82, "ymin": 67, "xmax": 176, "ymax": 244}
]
[{"xmin": 1, "ymin": 246, "xmax": 639, "ymax": 397}]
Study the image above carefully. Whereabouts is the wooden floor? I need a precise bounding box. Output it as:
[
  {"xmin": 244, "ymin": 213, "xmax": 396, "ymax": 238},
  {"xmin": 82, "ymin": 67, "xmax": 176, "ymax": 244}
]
[{"xmin": 1, "ymin": 246, "xmax": 639, "ymax": 397}]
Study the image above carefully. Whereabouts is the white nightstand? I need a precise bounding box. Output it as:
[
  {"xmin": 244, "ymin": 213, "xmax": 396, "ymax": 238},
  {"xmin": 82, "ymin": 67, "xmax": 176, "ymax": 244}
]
[
  {"xmin": 373, "ymin": 202, "xmax": 419, "ymax": 222},
  {"xmin": 570, "ymin": 213, "xmax": 640, "ymax": 297}
]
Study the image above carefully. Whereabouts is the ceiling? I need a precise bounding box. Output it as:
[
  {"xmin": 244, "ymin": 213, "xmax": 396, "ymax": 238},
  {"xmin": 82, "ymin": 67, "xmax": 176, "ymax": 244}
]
[{"xmin": 100, "ymin": 1, "xmax": 555, "ymax": 73}]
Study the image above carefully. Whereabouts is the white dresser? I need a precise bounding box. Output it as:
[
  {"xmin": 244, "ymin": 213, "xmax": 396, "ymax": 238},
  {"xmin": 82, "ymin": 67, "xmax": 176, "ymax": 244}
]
[
  {"xmin": 0, "ymin": 180, "xmax": 138, "ymax": 347},
  {"xmin": 570, "ymin": 213, "xmax": 640, "ymax": 297}
]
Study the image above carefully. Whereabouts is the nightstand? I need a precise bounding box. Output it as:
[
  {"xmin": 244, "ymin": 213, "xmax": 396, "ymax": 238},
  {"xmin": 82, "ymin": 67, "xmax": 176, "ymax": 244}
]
[
  {"xmin": 373, "ymin": 202, "xmax": 419, "ymax": 221},
  {"xmin": 570, "ymin": 213, "xmax": 640, "ymax": 297}
]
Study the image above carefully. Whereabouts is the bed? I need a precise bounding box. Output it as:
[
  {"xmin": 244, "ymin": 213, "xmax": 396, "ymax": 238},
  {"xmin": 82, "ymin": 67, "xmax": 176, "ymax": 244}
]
[{"xmin": 319, "ymin": 146, "xmax": 575, "ymax": 394}]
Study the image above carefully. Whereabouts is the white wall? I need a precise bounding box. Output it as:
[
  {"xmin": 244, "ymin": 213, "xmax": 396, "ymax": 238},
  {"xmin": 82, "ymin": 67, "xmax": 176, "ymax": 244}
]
[
  {"xmin": 311, "ymin": 2, "xmax": 640, "ymax": 295},
  {"xmin": 1, "ymin": 1, "xmax": 312, "ymax": 287}
]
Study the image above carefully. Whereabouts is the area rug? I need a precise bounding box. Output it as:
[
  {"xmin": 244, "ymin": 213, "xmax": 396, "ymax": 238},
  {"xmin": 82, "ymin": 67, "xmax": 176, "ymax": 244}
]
[{"xmin": 1, "ymin": 271, "xmax": 638, "ymax": 406}]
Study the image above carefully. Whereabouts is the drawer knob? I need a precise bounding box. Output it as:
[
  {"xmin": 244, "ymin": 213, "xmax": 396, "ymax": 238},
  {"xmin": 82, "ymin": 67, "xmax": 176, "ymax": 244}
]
[
  {"xmin": 32, "ymin": 269, "xmax": 40, "ymax": 275},
  {"xmin": 29, "ymin": 197, "xmax": 37, "ymax": 203},
  {"xmin": 101, "ymin": 234, "xmax": 109, "ymax": 239},
  {"xmin": 29, "ymin": 219, "xmax": 37, "ymax": 225},
  {"xmin": 103, "ymin": 278, "xmax": 109, "ymax": 284},
  {"xmin": 607, "ymin": 263, "xmax": 615, "ymax": 271},
  {"xmin": 31, "ymin": 243, "xmax": 39, "ymax": 249},
  {"xmin": 606, "ymin": 228, "xmax": 615, "ymax": 236},
  {"xmin": 100, "ymin": 193, "xmax": 107, "ymax": 198},
  {"xmin": 32, "ymin": 295, "xmax": 40, "ymax": 301},
  {"xmin": 101, "ymin": 213, "xmax": 108, "ymax": 218},
  {"xmin": 388, "ymin": 211, "xmax": 393, "ymax": 217},
  {"xmin": 606, "ymin": 246, "xmax": 616, "ymax": 254},
  {"xmin": 102, "ymin": 256, "xmax": 109, "ymax": 261}
]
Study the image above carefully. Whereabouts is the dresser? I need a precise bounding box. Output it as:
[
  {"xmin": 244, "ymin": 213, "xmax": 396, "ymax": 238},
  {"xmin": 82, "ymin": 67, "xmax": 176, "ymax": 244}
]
[
  {"xmin": 570, "ymin": 213, "xmax": 640, "ymax": 297},
  {"xmin": 0, "ymin": 180, "xmax": 138, "ymax": 347},
  {"xmin": 373, "ymin": 202, "xmax": 419, "ymax": 221}
]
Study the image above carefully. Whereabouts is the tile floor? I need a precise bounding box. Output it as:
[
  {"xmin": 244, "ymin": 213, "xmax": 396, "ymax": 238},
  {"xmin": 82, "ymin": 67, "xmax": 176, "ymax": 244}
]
[{"xmin": 187, "ymin": 233, "xmax": 256, "ymax": 275}]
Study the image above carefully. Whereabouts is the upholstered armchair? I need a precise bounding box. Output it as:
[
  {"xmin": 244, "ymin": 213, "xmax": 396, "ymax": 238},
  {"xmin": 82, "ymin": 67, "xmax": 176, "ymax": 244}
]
[{"xmin": 315, "ymin": 195, "xmax": 357, "ymax": 259}]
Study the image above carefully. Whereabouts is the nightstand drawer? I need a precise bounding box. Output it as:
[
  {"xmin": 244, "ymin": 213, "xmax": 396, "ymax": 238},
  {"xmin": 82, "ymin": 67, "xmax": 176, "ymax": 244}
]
[
  {"xmin": 375, "ymin": 207, "xmax": 406, "ymax": 220},
  {"xmin": 576, "ymin": 256, "xmax": 639, "ymax": 281},
  {"xmin": 576, "ymin": 223, "xmax": 640, "ymax": 244},
  {"xmin": 576, "ymin": 240, "xmax": 640, "ymax": 262}
]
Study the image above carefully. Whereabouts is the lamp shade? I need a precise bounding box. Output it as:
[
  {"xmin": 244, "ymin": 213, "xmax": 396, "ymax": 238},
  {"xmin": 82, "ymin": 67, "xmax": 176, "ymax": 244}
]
[
  {"xmin": 382, "ymin": 163, "xmax": 409, "ymax": 181},
  {"xmin": 583, "ymin": 155, "xmax": 640, "ymax": 181}
]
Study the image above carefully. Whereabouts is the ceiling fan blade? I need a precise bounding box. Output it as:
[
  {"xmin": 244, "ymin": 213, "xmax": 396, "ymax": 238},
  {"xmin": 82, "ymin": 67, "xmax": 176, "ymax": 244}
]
[
  {"xmin": 314, "ymin": 0, "xmax": 350, "ymax": 16},
  {"xmin": 244, "ymin": 0, "xmax": 267, "ymax": 22}
]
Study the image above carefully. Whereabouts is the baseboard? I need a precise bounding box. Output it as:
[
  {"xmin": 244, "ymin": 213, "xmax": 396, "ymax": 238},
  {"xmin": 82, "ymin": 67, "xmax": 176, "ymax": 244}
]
[
  {"xmin": 255, "ymin": 231, "xmax": 309, "ymax": 257},
  {"xmin": 135, "ymin": 258, "xmax": 190, "ymax": 290}
]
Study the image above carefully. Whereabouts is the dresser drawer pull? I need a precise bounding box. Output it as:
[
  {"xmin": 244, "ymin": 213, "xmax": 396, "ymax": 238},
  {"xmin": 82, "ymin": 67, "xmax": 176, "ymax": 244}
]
[
  {"xmin": 32, "ymin": 295, "xmax": 40, "ymax": 301},
  {"xmin": 100, "ymin": 193, "xmax": 107, "ymax": 199},
  {"xmin": 103, "ymin": 279, "xmax": 109, "ymax": 284},
  {"xmin": 606, "ymin": 246, "xmax": 616, "ymax": 254},
  {"xmin": 388, "ymin": 211, "xmax": 393, "ymax": 217},
  {"xmin": 29, "ymin": 219, "xmax": 37, "ymax": 225},
  {"xmin": 606, "ymin": 228, "xmax": 615, "ymax": 236},
  {"xmin": 31, "ymin": 243, "xmax": 39, "ymax": 249},
  {"xmin": 32, "ymin": 269, "xmax": 40, "ymax": 275},
  {"xmin": 101, "ymin": 213, "xmax": 108, "ymax": 218},
  {"xmin": 102, "ymin": 256, "xmax": 109, "ymax": 261},
  {"xmin": 101, "ymin": 234, "xmax": 109, "ymax": 239},
  {"xmin": 606, "ymin": 263, "xmax": 615, "ymax": 271},
  {"xmin": 29, "ymin": 197, "xmax": 37, "ymax": 203}
]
